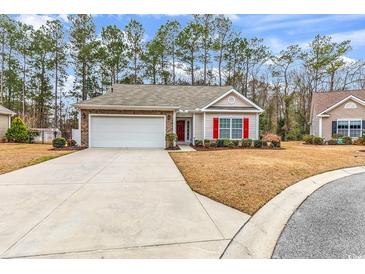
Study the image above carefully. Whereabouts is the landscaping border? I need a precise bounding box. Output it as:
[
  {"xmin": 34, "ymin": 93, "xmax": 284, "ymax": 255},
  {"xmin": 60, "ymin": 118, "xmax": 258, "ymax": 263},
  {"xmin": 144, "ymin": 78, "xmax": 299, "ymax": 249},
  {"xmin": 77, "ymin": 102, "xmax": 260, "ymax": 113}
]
[{"xmin": 220, "ymin": 166, "xmax": 365, "ymax": 259}]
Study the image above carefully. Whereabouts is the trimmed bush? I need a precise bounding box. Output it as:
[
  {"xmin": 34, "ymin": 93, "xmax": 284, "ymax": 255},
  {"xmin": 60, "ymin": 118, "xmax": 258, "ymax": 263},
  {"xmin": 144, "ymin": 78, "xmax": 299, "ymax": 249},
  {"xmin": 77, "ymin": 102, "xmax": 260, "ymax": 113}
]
[
  {"xmin": 52, "ymin": 137, "xmax": 67, "ymax": 148},
  {"xmin": 313, "ymin": 136, "xmax": 324, "ymax": 145},
  {"xmin": 254, "ymin": 140, "xmax": 263, "ymax": 148},
  {"xmin": 262, "ymin": 133, "xmax": 281, "ymax": 143},
  {"xmin": 241, "ymin": 138, "xmax": 252, "ymax": 148},
  {"xmin": 194, "ymin": 139, "xmax": 203, "ymax": 146},
  {"xmin": 67, "ymin": 139, "xmax": 77, "ymax": 147},
  {"xmin": 5, "ymin": 117, "xmax": 29, "ymax": 143},
  {"xmin": 327, "ymin": 139, "xmax": 338, "ymax": 145},
  {"xmin": 210, "ymin": 141, "xmax": 217, "ymax": 147},
  {"xmin": 343, "ymin": 136, "xmax": 352, "ymax": 145},
  {"xmin": 203, "ymin": 139, "xmax": 211, "ymax": 147},
  {"xmin": 303, "ymin": 134, "xmax": 315, "ymax": 144},
  {"xmin": 232, "ymin": 140, "xmax": 239, "ymax": 147},
  {"xmin": 223, "ymin": 139, "xmax": 233, "ymax": 147},
  {"xmin": 216, "ymin": 139, "xmax": 225, "ymax": 147},
  {"xmin": 354, "ymin": 138, "xmax": 365, "ymax": 145},
  {"xmin": 271, "ymin": 140, "xmax": 281, "ymax": 148},
  {"xmin": 165, "ymin": 133, "xmax": 177, "ymax": 148}
]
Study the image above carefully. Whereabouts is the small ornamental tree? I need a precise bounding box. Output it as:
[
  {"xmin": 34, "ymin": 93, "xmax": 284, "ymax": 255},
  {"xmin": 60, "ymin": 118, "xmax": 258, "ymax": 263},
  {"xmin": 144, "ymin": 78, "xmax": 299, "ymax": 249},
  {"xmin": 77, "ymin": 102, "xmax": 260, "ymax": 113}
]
[{"xmin": 5, "ymin": 117, "xmax": 29, "ymax": 143}]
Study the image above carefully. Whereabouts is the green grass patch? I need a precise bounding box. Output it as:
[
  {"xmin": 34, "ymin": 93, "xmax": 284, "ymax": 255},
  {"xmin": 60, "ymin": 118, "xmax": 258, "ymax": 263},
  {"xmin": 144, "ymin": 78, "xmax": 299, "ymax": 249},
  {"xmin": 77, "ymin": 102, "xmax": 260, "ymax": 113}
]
[{"xmin": 27, "ymin": 155, "xmax": 61, "ymax": 166}]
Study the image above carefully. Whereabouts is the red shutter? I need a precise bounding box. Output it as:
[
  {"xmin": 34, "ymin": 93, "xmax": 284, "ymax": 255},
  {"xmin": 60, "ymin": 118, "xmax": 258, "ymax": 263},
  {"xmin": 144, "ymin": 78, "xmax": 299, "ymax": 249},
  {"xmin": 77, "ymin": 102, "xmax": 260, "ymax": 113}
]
[
  {"xmin": 243, "ymin": 118, "xmax": 249, "ymax": 138},
  {"xmin": 213, "ymin": 117, "xmax": 219, "ymax": 139}
]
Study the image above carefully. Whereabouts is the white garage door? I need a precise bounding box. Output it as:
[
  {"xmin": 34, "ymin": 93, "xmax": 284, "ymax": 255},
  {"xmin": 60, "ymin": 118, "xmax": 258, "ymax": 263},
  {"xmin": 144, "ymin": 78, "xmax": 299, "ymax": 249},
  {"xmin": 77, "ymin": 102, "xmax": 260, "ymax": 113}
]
[{"xmin": 90, "ymin": 116, "xmax": 165, "ymax": 148}]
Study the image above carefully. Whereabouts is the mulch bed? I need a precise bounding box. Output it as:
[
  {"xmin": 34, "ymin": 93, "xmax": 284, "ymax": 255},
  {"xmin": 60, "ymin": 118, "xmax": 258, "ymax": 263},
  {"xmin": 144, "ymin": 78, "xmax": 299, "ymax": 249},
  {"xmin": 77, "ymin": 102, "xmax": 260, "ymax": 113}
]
[
  {"xmin": 193, "ymin": 146, "xmax": 282, "ymax": 151},
  {"xmin": 51, "ymin": 146, "xmax": 87, "ymax": 151},
  {"xmin": 165, "ymin": 146, "xmax": 181, "ymax": 151}
]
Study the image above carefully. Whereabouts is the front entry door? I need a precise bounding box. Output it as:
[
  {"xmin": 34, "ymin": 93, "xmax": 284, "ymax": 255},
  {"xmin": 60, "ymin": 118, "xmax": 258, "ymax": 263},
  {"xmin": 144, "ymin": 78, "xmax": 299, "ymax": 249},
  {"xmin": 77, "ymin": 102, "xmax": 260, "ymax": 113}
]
[{"xmin": 177, "ymin": 120, "xmax": 185, "ymax": 142}]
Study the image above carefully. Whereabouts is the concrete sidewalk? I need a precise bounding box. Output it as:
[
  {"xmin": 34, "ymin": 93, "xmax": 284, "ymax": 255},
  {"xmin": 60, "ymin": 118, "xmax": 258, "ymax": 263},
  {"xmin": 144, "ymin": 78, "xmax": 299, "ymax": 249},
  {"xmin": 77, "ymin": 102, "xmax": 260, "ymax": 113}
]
[{"xmin": 0, "ymin": 148, "xmax": 248, "ymax": 259}]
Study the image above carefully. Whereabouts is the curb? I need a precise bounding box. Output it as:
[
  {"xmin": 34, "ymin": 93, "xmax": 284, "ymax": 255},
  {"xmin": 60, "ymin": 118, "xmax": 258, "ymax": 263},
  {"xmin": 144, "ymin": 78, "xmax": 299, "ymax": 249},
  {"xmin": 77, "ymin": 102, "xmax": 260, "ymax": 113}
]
[{"xmin": 221, "ymin": 166, "xmax": 365, "ymax": 259}]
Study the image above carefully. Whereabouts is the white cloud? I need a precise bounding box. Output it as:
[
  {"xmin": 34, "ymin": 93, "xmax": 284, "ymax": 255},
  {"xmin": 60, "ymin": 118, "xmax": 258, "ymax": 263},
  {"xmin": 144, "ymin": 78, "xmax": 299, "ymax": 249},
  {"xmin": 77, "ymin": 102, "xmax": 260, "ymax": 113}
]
[
  {"xmin": 264, "ymin": 37, "xmax": 288, "ymax": 53},
  {"xmin": 58, "ymin": 14, "xmax": 69, "ymax": 23},
  {"xmin": 16, "ymin": 14, "xmax": 54, "ymax": 29},
  {"xmin": 331, "ymin": 29, "xmax": 365, "ymax": 49},
  {"xmin": 237, "ymin": 14, "xmax": 365, "ymax": 34},
  {"xmin": 225, "ymin": 14, "xmax": 240, "ymax": 21}
]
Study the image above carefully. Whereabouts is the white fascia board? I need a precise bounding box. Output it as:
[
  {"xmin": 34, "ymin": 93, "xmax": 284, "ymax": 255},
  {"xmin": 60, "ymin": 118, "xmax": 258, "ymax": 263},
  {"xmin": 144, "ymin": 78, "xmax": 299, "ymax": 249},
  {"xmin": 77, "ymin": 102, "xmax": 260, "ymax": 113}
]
[
  {"xmin": 75, "ymin": 104, "xmax": 180, "ymax": 111},
  {"xmin": 317, "ymin": 95, "xmax": 365, "ymax": 116},
  {"xmin": 201, "ymin": 88, "xmax": 264, "ymax": 112},
  {"xmin": 202, "ymin": 109, "xmax": 262, "ymax": 113}
]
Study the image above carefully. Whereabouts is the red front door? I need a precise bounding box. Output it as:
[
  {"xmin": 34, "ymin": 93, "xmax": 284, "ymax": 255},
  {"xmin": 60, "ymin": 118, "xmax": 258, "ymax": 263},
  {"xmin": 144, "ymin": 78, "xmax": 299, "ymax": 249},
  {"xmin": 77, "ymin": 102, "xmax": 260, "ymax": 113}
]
[{"xmin": 177, "ymin": 120, "xmax": 185, "ymax": 141}]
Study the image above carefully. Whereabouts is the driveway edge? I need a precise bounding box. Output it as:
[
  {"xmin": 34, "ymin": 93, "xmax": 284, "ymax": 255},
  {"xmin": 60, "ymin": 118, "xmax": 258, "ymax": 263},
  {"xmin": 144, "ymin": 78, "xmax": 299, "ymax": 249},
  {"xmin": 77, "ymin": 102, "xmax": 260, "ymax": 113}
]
[{"xmin": 220, "ymin": 166, "xmax": 365, "ymax": 259}]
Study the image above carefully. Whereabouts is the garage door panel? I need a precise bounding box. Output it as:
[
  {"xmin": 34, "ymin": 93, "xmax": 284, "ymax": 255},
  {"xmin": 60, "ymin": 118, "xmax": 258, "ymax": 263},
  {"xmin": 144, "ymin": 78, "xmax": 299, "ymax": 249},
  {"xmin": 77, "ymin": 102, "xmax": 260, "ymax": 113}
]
[{"xmin": 90, "ymin": 116, "xmax": 165, "ymax": 148}]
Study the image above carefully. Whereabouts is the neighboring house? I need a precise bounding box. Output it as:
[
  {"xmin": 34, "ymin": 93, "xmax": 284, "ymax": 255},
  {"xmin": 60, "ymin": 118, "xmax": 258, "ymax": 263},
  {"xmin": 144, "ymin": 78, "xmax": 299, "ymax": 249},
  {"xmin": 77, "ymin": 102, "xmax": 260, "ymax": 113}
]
[
  {"xmin": 310, "ymin": 90, "xmax": 365, "ymax": 140},
  {"xmin": 0, "ymin": 105, "xmax": 15, "ymax": 139},
  {"xmin": 74, "ymin": 84, "xmax": 264, "ymax": 148}
]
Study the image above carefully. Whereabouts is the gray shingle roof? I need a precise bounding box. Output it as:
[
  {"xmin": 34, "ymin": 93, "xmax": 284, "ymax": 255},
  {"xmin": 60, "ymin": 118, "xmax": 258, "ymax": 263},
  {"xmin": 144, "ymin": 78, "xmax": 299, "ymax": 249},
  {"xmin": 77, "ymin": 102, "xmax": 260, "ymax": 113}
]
[
  {"xmin": 0, "ymin": 104, "xmax": 15, "ymax": 115},
  {"xmin": 311, "ymin": 89, "xmax": 365, "ymax": 117},
  {"xmin": 75, "ymin": 84, "xmax": 234, "ymax": 111}
]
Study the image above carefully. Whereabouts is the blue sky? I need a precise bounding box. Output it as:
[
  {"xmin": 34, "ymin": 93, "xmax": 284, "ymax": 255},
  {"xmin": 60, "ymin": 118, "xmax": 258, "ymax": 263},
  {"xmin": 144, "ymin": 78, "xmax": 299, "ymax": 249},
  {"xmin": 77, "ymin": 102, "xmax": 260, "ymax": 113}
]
[
  {"xmin": 13, "ymin": 14, "xmax": 365, "ymax": 59},
  {"xmin": 10, "ymin": 14, "xmax": 365, "ymax": 94}
]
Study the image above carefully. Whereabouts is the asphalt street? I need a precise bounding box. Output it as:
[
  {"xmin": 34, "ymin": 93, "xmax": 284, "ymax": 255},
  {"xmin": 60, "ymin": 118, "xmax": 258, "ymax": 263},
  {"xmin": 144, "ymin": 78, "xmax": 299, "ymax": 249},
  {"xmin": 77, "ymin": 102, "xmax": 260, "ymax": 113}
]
[{"xmin": 272, "ymin": 172, "xmax": 365, "ymax": 259}]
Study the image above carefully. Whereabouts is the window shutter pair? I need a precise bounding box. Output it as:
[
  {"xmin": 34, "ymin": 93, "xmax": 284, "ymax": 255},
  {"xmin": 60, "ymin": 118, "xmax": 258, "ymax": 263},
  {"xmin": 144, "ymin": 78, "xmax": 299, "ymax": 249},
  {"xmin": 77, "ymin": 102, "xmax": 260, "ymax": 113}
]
[{"xmin": 212, "ymin": 117, "xmax": 249, "ymax": 139}]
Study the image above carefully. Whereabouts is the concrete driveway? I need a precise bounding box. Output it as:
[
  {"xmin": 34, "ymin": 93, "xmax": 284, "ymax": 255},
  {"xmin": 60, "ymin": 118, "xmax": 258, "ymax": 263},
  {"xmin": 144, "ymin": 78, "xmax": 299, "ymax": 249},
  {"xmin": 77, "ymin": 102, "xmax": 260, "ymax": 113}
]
[
  {"xmin": 0, "ymin": 149, "xmax": 248, "ymax": 259},
  {"xmin": 273, "ymin": 172, "xmax": 365, "ymax": 259}
]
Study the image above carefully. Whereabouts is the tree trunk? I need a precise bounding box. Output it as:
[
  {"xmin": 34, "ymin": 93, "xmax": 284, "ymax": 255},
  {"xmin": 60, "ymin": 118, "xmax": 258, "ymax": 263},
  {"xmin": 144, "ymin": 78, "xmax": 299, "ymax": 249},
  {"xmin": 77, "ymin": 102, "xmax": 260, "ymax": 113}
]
[
  {"xmin": 218, "ymin": 48, "xmax": 223, "ymax": 86},
  {"xmin": 82, "ymin": 61, "xmax": 87, "ymax": 100},
  {"xmin": 22, "ymin": 54, "xmax": 26, "ymax": 118},
  {"xmin": 172, "ymin": 43, "xmax": 176, "ymax": 85},
  {"xmin": 54, "ymin": 51, "xmax": 58, "ymax": 128},
  {"xmin": 0, "ymin": 32, "xmax": 4, "ymax": 104}
]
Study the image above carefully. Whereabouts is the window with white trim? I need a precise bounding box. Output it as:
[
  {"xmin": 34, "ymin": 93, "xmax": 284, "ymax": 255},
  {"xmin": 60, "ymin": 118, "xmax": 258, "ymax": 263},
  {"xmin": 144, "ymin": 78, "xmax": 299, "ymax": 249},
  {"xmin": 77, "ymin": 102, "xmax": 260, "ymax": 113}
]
[
  {"xmin": 337, "ymin": 120, "xmax": 362, "ymax": 137},
  {"xmin": 219, "ymin": 118, "xmax": 243, "ymax": 139}
]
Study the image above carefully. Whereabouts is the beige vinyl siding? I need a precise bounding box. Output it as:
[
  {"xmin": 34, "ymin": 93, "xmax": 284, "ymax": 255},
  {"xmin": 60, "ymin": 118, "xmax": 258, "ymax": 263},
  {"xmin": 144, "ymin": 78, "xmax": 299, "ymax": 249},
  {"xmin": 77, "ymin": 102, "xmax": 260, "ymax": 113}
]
[
  {"xmin": 194, "ymin": 113, "xmax": 204, "ymax": 140},
  {"xmin": 0, "ymin": 114, "xmax": 10, "ymax": 138},
  {"xmin": 321, "ymin": 99, "xmax": 365, "ymax": 140},
  {"xmin": 204, "ymin": 113, "xmax": 258, "ymax": 140},
  {"xmin": 212, "ymin": 93, "xmax": 251, "ymax": 107}
]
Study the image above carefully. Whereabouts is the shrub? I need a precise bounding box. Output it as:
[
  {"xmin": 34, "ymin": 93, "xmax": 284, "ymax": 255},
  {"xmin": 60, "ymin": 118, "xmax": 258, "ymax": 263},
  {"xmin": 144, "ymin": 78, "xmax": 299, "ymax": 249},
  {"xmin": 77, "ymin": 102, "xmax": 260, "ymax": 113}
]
[
  {"xmin": 67, "ymin": 139, "xmax": 77, "ymax": 147},
  {"xmin": 241, "ymin": 138, "xmax": 252, "ymax": 148},
  {"xmin": 216, "ymin": 139, "xmax": 225, "ymax": 147},
  {"xmin": 232, "ymin": 140, "xmax": 239, "ymax": 147},
  {"xmin": 354, "ymin": 138, "xmax": 365, "ymax": 145},
  {"xmin": 254, "ymin": 140, "xmax": 263, "ymax": 148},
  {"xmin": 271, "ymin": 140, "xmax": 281, "ymax": 148},
  {"xmin": 262, "ymin": 133, "xmax": 281, "ymax": 143},
  {"xmin": 210, "ymin": 141, "xmax": 217, "ymax": 147},
  {"xmin": 343, "ymin": 136, "xmax": 352, "ymax": 145},
  {"xmin": 5, "ymin": 117, "xmax": 29, "ymax": 143},
  {"xmin": 194, "ymin": 139, "xmax": 203, "ymax": 146},
  {"xmin": 52, "ymin": 137, "xmax": 67, "ymax": 148},
  {"xmin": 262, "ymin": 141, "xmax": 268, "ymax": 147},
  {"xmin": 313, "ymin": 136, "xmax": 324, "ymax": 145},
  {"xmin": 327, "ymin": 139, "xmax": 338, "ymax": 145},
  {"xmin": 303, "ymin": 134, "xmax": 314, "ymax": 144},
  {"xmin": 203, "ymin": 139, "xmax": 211, "ymax": 147},
  {"xmin": 165, "ymin": 133, "xmax": 177, "ymax": 148},
  {"xmin": 223, "ymin": 139, "xmax": 233, "ymax": 147}
]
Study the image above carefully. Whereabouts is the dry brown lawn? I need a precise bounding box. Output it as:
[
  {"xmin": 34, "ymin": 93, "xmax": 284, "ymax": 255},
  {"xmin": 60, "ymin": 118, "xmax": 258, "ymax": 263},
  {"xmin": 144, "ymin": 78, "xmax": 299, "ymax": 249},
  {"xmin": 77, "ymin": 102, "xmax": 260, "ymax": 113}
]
[
  {"xmin": 170, "ymin": 142, "xmax": 365, "ymax": 215},
  {"xmin": 0, "ymin": 143, "xmax": 73, "ymax": 174}
]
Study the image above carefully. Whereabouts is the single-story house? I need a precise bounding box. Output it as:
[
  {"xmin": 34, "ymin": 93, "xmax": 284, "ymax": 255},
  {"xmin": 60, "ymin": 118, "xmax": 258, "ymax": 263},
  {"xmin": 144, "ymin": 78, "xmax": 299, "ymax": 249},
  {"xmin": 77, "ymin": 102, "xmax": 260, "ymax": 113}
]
[
  {"xmin": 74, "ymin": 84, "xmax": 264, "ymax": 148},
  {"xmin": 310, "ymin": 90, "xmax": 365, "ymax": 140},
  {"xmin": 0, "ymin": 104, "xmax": 15, "ymax": 139}
]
